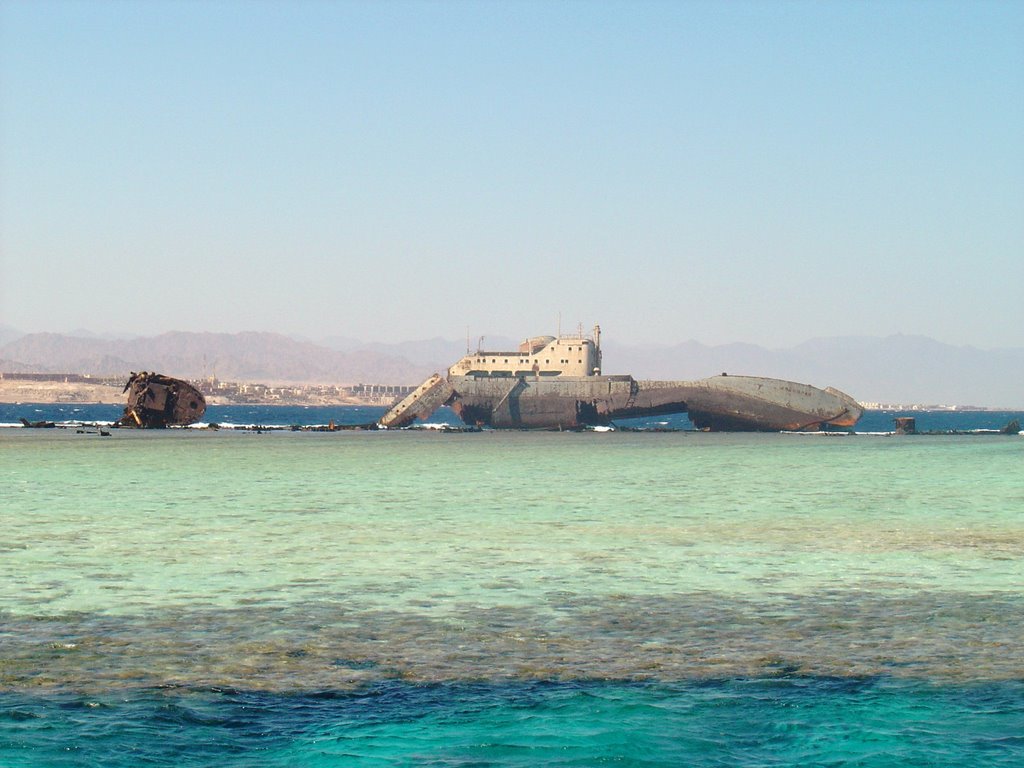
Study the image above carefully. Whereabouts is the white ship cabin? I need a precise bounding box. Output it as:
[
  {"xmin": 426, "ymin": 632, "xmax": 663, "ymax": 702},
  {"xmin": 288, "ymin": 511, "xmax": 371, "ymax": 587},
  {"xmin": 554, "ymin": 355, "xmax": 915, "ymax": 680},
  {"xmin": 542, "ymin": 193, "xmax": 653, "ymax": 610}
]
[{"xmin": 449, "ymin": 328, "xmax": 603, "ymax": 378}]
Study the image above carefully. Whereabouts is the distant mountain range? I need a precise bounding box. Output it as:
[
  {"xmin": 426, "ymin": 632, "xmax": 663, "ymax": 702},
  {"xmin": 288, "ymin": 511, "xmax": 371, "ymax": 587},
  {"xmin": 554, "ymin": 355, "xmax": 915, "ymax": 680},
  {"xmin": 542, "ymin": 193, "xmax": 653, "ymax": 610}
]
[
  {"xmin": 1, "ymin": 328, "xmax": 1021, "ymax": 407},
  {"xmin": 0, "ymin": 331, "xmax": 428, "ymax": 385}
]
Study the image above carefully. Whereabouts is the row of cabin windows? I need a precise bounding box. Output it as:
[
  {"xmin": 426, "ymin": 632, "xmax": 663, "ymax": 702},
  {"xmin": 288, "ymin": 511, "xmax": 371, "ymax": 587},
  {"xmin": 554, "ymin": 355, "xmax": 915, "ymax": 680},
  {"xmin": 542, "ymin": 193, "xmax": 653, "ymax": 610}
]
[
  {"xmin": 475, "ymin": 346, "xmax": 588, "ymax": 363},
  {"xmin": 478, "ymin": 358, "xmax": 582, "ymax": 364}
]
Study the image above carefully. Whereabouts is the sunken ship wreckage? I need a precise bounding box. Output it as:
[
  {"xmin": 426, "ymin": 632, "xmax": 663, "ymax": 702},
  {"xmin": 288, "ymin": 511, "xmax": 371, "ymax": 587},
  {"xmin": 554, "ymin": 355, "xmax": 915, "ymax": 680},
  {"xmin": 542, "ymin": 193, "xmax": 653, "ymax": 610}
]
[
  {"xmin": 115, "ymin": 371, "xmax": 206, "ymax": 428},
  {"xmin": 380, "ymin": 326, "xmax": 862, "ymax": 432}
]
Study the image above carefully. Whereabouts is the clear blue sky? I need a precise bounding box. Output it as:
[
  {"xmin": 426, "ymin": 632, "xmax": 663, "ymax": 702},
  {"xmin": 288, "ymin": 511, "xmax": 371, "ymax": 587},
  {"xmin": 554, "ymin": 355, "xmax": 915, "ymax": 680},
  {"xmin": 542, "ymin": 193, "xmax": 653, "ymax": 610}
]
[{"xmin": 1, "ymin": 0, "xmax": 1021, "ymax": 347}]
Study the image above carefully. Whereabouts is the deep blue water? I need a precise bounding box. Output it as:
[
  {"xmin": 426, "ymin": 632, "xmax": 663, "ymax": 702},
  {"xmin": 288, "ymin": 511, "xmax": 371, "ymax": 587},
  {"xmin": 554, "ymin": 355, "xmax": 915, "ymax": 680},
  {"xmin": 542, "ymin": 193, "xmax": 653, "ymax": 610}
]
[
  {"xmin": 2, "ymin": 402, "xmax": 1022, "ymax": 432},
  {"xmin": 4, "ymin": 679, "xmax": 1023, "ymax": 767}
]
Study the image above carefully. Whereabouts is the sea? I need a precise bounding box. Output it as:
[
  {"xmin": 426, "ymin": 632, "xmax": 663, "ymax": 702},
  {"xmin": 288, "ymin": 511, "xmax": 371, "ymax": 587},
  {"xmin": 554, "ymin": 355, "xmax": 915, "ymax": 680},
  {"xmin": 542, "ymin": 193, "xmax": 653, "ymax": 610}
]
[{"xmin": 2, "ymin": 404, "xmax": 1022, "ymax": 766}]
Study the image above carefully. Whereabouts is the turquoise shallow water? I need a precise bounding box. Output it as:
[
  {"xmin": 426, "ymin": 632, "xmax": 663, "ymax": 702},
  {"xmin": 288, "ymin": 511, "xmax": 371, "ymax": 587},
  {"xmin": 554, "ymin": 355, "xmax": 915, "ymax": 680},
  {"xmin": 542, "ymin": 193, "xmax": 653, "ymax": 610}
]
[
  {"xmin": 2, "ymin": 428, "xmax": 1022, "ymax": 764},
  {"xmin": 4, "ymin": 679, "xmax": 1023, "ymax": 767}
]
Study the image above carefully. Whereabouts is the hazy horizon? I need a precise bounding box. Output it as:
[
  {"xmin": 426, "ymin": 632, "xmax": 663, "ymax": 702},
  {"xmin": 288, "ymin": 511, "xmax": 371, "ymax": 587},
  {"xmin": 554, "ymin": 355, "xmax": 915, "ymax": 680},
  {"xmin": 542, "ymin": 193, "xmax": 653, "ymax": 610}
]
[
  {"xmin": 2, "ymin": 1, "xmax": 1022, "ymax": 348},
  {"xmin": 3, "ymin": 323, "xmax": 1024, "ymax": 353},
  {"xmin": 3, "ymin": 324, "xmax": 1023, "ymax": 407}
]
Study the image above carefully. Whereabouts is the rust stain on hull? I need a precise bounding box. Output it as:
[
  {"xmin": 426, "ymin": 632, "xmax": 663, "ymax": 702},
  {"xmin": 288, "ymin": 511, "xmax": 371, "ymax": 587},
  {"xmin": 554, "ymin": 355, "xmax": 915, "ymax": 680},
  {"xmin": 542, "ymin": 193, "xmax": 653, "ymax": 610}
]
[{"xmin": 442, "ymin": 375, "xmax": 860, "ymax": 431}]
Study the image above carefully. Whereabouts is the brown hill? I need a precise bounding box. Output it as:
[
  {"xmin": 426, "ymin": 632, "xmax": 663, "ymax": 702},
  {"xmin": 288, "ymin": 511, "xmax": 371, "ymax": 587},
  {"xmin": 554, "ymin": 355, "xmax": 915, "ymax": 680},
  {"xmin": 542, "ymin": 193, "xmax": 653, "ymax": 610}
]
[{"xmin": 0, "ymin": 331, "xmax": 433, "ymax": 385}]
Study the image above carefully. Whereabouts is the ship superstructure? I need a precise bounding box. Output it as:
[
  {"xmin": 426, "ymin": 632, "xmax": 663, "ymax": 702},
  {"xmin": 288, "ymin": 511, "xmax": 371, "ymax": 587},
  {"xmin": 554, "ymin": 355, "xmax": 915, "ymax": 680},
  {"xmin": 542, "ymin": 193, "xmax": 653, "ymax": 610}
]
[{"xmin": 449, "ymin": 327, "xmax": 603, "ymax": 379}]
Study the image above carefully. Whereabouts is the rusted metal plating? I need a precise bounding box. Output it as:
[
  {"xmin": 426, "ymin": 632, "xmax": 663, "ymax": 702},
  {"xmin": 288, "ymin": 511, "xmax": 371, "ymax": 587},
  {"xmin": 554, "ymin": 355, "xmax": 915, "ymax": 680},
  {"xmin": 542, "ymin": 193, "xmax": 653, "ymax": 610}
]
[{"xmin": 116, "ymin": 371, "xmax": 207, "ymax": 428}]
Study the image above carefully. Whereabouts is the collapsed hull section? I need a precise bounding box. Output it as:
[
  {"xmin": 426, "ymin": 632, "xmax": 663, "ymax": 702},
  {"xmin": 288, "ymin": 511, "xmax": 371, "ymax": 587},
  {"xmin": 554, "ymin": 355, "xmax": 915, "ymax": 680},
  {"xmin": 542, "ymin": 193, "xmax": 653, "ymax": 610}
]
[
  {"xmin": 387, "ymin": 373, "xmax": 861, "ymax": 431},
  {"xmin": 447, "ymin": 374, "xmax": 860, "ymax": 431}
]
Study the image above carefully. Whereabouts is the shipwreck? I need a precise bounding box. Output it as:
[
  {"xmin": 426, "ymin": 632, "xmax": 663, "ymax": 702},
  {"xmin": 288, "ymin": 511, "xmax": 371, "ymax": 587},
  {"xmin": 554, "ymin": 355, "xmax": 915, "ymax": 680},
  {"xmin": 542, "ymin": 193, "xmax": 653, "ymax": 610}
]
[
  {"xmin": 116, "ymin": 371, "xmax": 206, "ymax": 428},
  {"xmin": 380, "ymin": 326, "xmax": 862, "ymax": 432}
]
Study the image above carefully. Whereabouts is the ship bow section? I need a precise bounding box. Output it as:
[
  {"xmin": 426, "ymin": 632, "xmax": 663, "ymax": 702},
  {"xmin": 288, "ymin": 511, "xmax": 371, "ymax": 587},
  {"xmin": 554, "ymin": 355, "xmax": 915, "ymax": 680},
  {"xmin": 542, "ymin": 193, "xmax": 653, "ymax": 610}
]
[{"xmin": 678, "ymin": 375, "xmax": 862, "ymax": 431}]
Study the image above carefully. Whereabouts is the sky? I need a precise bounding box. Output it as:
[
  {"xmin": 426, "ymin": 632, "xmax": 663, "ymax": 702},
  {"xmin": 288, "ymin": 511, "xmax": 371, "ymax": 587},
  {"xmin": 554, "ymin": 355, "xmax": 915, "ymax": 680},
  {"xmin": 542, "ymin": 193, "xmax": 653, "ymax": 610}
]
[{"xmin": 1, "ymin": 0, "xmax": 1022, "ymax": 348}]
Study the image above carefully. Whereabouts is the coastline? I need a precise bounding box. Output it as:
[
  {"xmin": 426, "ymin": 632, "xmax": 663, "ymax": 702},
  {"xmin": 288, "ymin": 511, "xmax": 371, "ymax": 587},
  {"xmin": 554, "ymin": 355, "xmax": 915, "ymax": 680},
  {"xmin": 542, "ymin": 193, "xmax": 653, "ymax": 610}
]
[
  {"xmin": 0, "ymin": 379, "xmax": 125, "ymax": 405},
  {"xmin": 0, "ymin": 379, "xmax": 390, "ymax": 407}
]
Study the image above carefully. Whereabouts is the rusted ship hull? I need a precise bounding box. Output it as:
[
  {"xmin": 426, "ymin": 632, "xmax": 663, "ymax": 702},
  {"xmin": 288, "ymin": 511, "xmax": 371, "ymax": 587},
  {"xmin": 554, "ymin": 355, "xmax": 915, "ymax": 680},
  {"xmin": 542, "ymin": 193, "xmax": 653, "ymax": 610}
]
[
  {"xmin": 444, "ymin": 374, "xmax": 860, "ymax": 431},
  {"xmin": 383, "ymin": 373, "xmax": 861, "ymax": 431},
  {"xmin": 116, "ymin": 372, "xmax": 207, "ymax": 428},
  {"xmin": 448, "ymin": 375, "xmax": 637, "ymax": 429},
  {"xmin": 630, "ymin": 377, "xmax": 861, "ymax": 431}
]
